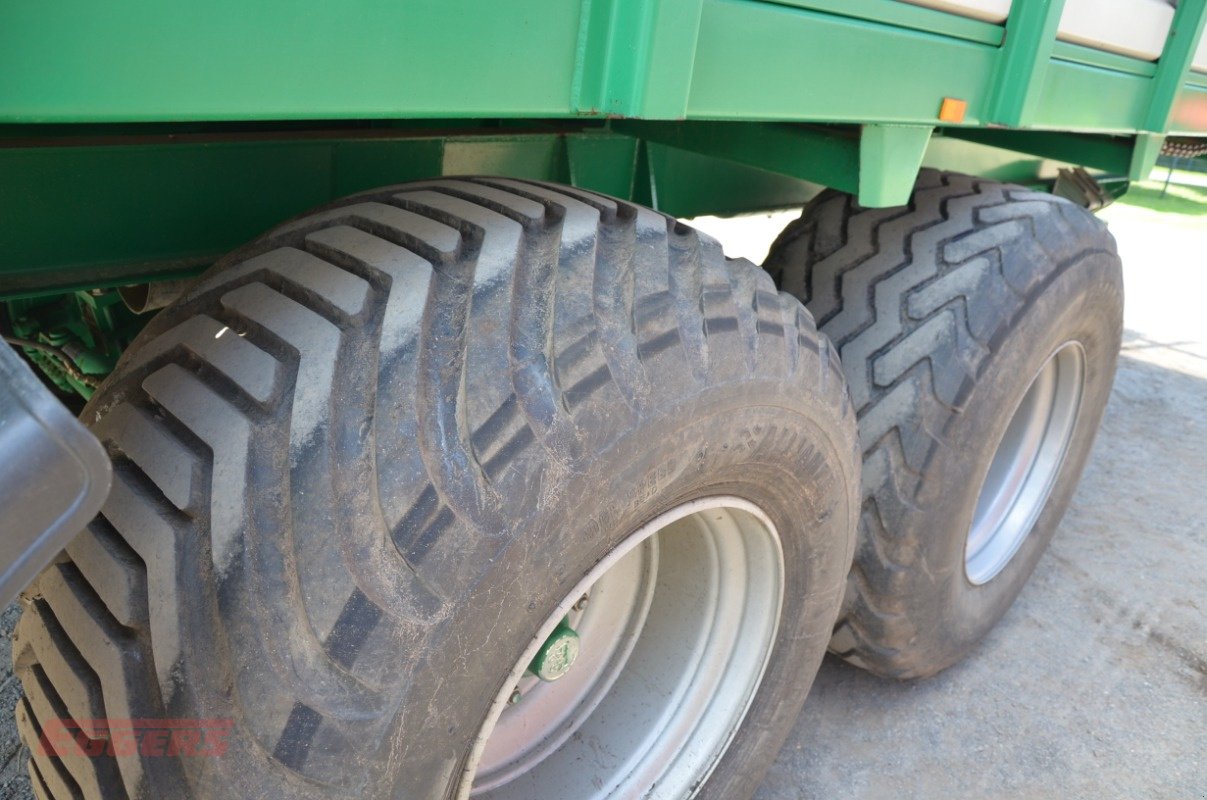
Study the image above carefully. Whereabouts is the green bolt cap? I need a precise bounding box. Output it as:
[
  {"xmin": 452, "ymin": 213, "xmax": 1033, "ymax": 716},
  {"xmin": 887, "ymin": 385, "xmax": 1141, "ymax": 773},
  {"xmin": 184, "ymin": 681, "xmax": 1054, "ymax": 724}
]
[{"xmin": 528, "ymin": 621, "xmax": 580, "ymax": 682}]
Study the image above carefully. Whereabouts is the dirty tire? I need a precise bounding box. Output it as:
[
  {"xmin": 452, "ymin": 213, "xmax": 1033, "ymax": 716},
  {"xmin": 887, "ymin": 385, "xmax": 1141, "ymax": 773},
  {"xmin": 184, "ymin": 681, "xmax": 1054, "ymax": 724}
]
[
  {"xmin": 13, "ymin": 179, "xmax": 859, "ymax": 799},
  {"xmin": 765, "ymin": 169, "xmax": 1123, "ymax": 679}
]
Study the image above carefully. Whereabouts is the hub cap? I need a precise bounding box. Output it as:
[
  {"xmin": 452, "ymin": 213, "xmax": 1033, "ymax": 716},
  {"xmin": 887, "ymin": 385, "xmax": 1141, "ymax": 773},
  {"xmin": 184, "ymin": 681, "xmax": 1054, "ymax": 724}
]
[
  {"xmin": 966, "ymin": 342, "xmax": 1086, "ymax": 585},
  {"xmin": 463, "ymin": 497, "xmax": 785, "ymax": 799}
]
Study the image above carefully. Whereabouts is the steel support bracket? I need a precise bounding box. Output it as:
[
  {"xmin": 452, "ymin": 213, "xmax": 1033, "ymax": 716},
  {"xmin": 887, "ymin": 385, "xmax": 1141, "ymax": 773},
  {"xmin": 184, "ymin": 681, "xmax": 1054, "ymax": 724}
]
[
  {"xmin": 944, "ymin": 128, "xmax": 1136, "ymax": 174},
  {"xmin": 612, "ymin": 120, "xmax": 859, "ymax": 191},
  {"xmin": 858, "ymin": 124, "xmax": 933, "ymax": 207},
  {"xmin": 614, "ymin": 121, "xmax": 931, "ymax": 208},
  {"xmin": 1129, "ymin": 133, "xmax": 1166, "ymax": 180}
]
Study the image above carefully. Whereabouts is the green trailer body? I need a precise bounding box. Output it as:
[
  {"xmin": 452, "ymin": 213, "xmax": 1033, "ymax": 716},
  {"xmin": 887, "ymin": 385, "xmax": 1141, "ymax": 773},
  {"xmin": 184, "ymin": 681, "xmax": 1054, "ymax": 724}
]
[
  {"xmin": 2, "ymin": 0, "xmax": 1206, "ymax": 298},
  {"xmin": 1, "ymin": 4, "xmax": 1202, "ymax": 798}
]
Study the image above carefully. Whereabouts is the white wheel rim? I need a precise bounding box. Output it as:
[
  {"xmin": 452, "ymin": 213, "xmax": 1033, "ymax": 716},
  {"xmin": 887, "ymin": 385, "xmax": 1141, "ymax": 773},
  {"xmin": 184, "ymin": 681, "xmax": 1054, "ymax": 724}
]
[
  {"xmin": 460, "ymin": 497, "xmax": 785, "ymax": 799},
  {"xmin": 966, "ymin": 342, "xmax": 1086, "ymax": 585}
]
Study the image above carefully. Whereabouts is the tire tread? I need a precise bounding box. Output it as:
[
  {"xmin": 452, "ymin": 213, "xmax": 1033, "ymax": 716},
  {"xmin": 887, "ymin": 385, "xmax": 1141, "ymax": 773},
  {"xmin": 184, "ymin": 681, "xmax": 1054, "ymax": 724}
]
[
  {"xmin": 767, "ymin": 169, "xmax": 1118, "ymax": 677},
  {"xmin": 18, "ymin": 178, "xmax": 854, "ymax": 798}
]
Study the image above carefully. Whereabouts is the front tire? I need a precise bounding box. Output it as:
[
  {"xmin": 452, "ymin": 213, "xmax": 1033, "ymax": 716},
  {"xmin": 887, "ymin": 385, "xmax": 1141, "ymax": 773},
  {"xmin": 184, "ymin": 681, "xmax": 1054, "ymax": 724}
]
[
  {"xmin": 15, "ymin": 179, "xmax": 859, "ymax": 799},
  {"xmin": 766, "ymin": 169, "xmax": 1123, "ymax": 678}
]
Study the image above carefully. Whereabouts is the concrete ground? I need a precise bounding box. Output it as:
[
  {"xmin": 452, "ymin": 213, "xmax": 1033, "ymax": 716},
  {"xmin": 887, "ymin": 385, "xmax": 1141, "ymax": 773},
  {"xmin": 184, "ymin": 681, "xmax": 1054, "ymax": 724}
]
[
  {"xmin": 0, "ymin": 177, "xmax": 1202, "ymax": 799},
  {"xmin": 694, "ymin": 174, "xmax": 1207, "ymax": 800}
]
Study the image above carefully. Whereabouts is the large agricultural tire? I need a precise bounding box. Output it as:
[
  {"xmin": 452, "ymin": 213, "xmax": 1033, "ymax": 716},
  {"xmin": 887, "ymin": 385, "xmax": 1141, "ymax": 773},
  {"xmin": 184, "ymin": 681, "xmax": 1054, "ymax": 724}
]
[
  {"xmin": 764, "ymin": 169, "xmax": 1123, "ymax": 679},
  {"xmin": 12, "ymin": 179, "xmax": 859, "ymax": 799}
]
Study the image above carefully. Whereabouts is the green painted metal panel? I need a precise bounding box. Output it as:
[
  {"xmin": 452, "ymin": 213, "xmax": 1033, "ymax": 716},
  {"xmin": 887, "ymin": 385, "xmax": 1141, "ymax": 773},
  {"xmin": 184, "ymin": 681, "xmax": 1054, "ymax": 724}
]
[
  {"xmin": 615, "ymin": 121, "xmax": 861, "ymax": 194},
  {"xmin": 645, "ymin": 143, "xmax": 821, "ymax": 214},
  {"xmin": 1035, "ymin": 61, "xmax": 1152, "ymax": 133},
  {"xmin": 944, "ymin": 128, "xmax": 1135, "ymax": 173},
  {"xmin": 1049, "ymin": 41, "xmax": 1157, "ymax": 78},
  {"xmin": 4, "ymin": 121, "xmax": 1117, "ymax": 299},
  {"xmin": 635, "ymin": 119, "xmax": 941, "ymax": 208},
  {"xmin": 573, "ymin": 0, "xmax": 704, "ymax": 118},
  {"xmin": 1146, "ymin": 0, "xmax": 1207, "ymax": 131},
  {"xmin": 688, "ymin": 0, "xmax": 998, "ymax": 124},
  {"xmin": 2, "ymin": 0, "xmax": 1207, "ymax": 304},
  {"xmin": 686, "ymin": 0, "xmax": 1201, "ymax": 136},
  {"xmin": 0, "ymin": 135, "xmax": 584, "ymax": 294},
  {"xmin": 762, "ymin": 0, "xmax": 1002, "ymax": 45},
  {"xmin": 330, "ymin": 139, "xmax": 445, "ymax": 195},
  {"xmin": 0, "ymin": 129, "xmax": 828, "ymax": 296},
  {"xmin": 0, "ymin": 0, "xmax": 585, "ymax": 123},
  {"xmin": 2, "ymin": 0, "xmax": 1205, "ymax": 139},
  {"xmin": 922, "ymin": 134, "xmax": 1069, "ymax": 183},
  {"xmin": 566, "ymin": 136, "xmax": 641, "ymax": 198},
  {"xmin": 0, "ymin": 142, "xmax": 324, "ymax": 293},
  {"xmin": 7, "ymin": 122, "xmax": 1112, "ymax": 297},
  {"xmin": 4, "ymin": 0, "xmax": 1015, "ymax": 127},
  {"xmin": 1169, "ymin": 84, "xmax": 1207, "ymax": 134},
  {"xmin": 987, "ymin": 0, "xmax": 1066, "ymax": 127}
]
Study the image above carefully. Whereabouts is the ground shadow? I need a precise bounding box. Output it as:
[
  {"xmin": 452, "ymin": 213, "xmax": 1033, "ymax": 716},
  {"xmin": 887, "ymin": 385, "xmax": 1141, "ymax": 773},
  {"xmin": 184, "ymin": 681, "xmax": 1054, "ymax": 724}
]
[
  {"xmin": 758, "ymin": 343, "xmax": 1206, "ymax": 799},
  {"xmin": 1119, "ymin": 175, "xmax": 1207, "ymax": 216}
]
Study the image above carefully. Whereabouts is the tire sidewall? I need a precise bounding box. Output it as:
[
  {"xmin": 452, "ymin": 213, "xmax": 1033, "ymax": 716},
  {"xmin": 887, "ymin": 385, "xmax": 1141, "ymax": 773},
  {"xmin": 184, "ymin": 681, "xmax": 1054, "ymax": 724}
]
[
  {"xmin": 904, "ymin": 252, "xmax": 1123, "ymax": 665},
  {"xmin": 401, "ymin": 383, "xmax": 857, "ymax": 800}
]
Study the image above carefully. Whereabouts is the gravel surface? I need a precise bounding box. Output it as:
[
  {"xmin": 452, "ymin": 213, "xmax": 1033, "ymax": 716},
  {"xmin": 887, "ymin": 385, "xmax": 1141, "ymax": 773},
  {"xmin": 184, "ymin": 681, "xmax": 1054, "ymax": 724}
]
[
  {"xmin": 0, "ymin": 604, "xmax": 26, "ymax": 800},
  {"xmin": 0, "ymin": 180, "xmax": 1201, "ymax": 800}
]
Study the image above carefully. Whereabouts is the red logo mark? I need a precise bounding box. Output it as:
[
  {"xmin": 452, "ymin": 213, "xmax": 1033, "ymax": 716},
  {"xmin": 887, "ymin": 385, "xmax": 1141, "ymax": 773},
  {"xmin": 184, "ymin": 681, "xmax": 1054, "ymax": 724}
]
[{"xmin": 35, "ymin": 718, "xmax": 233, "ymax": 758}]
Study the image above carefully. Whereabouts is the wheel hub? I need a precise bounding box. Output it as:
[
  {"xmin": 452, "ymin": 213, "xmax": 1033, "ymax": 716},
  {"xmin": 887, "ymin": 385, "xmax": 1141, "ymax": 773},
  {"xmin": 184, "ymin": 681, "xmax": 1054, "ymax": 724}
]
[
  {"xmin": 526, "ymin": 619, "xmax": 580, "ymax": 682},
  {"xmin": 463, "ymin": 497, "xmax": 785, "ymax": 799}
]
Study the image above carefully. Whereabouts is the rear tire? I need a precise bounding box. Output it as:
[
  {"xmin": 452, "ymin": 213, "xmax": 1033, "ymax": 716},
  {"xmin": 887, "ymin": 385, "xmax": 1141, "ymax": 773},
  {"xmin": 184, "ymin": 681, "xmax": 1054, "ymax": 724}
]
[
  {"xmin": 765, "ymin": 169, "xmax": 1123, "ymax": 678},
  {"xmin": 14, "ymin": 179, "xmax": 858, "ymax": 798}
]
